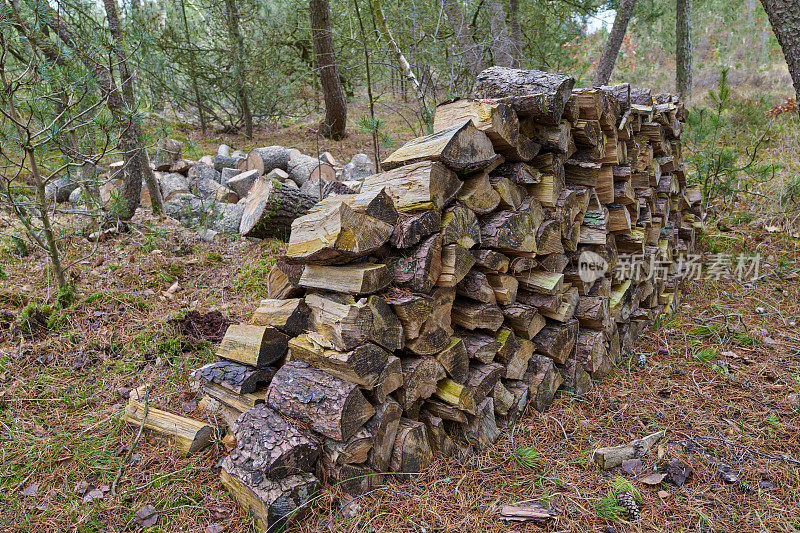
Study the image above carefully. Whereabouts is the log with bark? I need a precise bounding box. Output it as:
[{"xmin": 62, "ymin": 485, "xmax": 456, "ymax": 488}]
[
  {"xmin": 473, "ymin": 67, "xmax": 576, "ymax": 124},
  {"xmin": 239, "ymin": 178, "xmax": 317, "ymax": 240}
]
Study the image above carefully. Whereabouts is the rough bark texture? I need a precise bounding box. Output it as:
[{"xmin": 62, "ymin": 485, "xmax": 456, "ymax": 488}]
[
  {"xmin": 239, "ymin": 178, "xmax": 317, "ymax": 240},
  {"xmin": 310, "ymin": 0, "xmax": 347, "ymax": 138},
  {"xmin": 266, "ymin": 361, "xmax": 375, "ymax": 441},
  {"xmin": 592, "ymin": 0, "xmax": 637, "ymax": 87},
  {"xmin": 676, "ymin": 0, "xmax": 693, "ymax": 99},
  {"xmin": 759, "ymin": 0, "xmax": 800, "ymax": 114},
  {"xmin": 486, "ymin": 0, "xmax": 515, "ymax": 68}
]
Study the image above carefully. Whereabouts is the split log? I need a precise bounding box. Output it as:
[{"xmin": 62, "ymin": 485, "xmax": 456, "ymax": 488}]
[
  {"xmin": 193, "ymin": 361, "xmax": 274, "ymax": 395},
  {"xmin": 527, "ymin": 172, "xmax": 564, "ymax": 208},
  {"xmin": 521, "ymin": 119, "xmax": 572, "ymax": 153},
  {"xmin": 391, "ymin": 210, "xmax": 441, "ymax": 248},
  {"xmin": 424, "ymin": 398, "xmax": 469, "ymax": 423},
  {"xmin": 491, "ymin": 162, "xmax": 542, "ymax": 185},
  {"xmin": 396, "ymin": 357, "xmax": 446, "ymax": 411},
  {"xmin": 573, "ymin": 296, "xmax": 611, "ymax": 329},
  {"xmin": 492, "ymin": 380, "xmax": 514, "ymax": 417},
  {"xmin": 565, "ymin": 160, "xmax": 602, "ymax": 186},
  {"xmin": 267, "ymin": 259, "xmax": 304, "ymax": 299},
  {"xmin": 319, "ymin": 463, "xmax": 382, "ymax": 497},
  {"xmin": 287, "ymin": 201, "xmax": 393, "ymax": 264},
  {"xmin": 473, "ymin": 67, "xmax": 576, "ymax": 125},
  {"xmin": 420, "ymin": 411, "xmax": 457, "ymax": 456},
  {"xmin": 321, "ymin": 429, "xmax": 374, "ymax": 469},
  {"xmin": 219, "ymin": 466, "xmax": 318, "ymax": 532},
  {"xmin": 526, "ymin": 354, "xmax": 563, "ymax": 412},
  {"xmin": 457, "ymin": 172, "xmax": 501, "ymax": 215},
  {"xmin": 435, "ymin": 336, "xmax": 470, "ymax": 383},
  {"xmin": 457, "ymin": 270, "xmax": 497, "ymax": 304},
  {"xmin": 391, "ymin": 419, "xmax": 434, "ymax": 480},
  {"xmin": 458, "ymin": 397, "xmax": 500, "ymax": 451},
  {"xmin": 532, "ymin": 319, "xmax": 578, "ymax": 364},
  {"xmin": 217, "ymin": 324, "xmax": 289, "ymax": 368},
  {"xmin": 123, "ymin": 400, "xmax": 214, "ymax": 456},
  {"xmin": 516, "ymin": 289, "xmax": 561, "ymax": 315},
  {"xmin": 576, "ymin": 328, "xmax": 610, "ymax": 378},
  {"xmin": 288, "ymin": 335, "xmax": 389, "ymax": 389},
  {"xmin": 228, "ymin": 404, "xmax": 319, "ymax": 479},
  {"xmin": 298, "ymin": 263, "xmax": 392, "ymax": 294},
  {"xmin": 501, "ymin": 302, "xmax": 546, "ymax": 340},
  {"xmin": 201, "ymin": 381, "xmax": 263, "ymax": 415},
  {"xmin": 433, "ymin": 98, "xmax": 539, "ymax": 161},
  {"xmin": 382, "ymin": 288, "xmax": 433, "ymax": 341},
  {"xmin": 500, "ymin": 380, "xmax": 530, "ymax": 425},
  {"xmin": 188, "ymin": 163, "xmax": 220, "ymax": 183},
  {"xmin": 366, "ymin": 399, "xmax": 403, "ymax": 472},
  {"xmin": 266, "ymin": 361, "xmax": 374, "ymax": 441},
  {"xmin": 245, "ymin": 146, "xmax": 290, "ymax": 175},
  {"xmin": 393, "ymin": 233, "xmax": 443, "ymax": 293},
  {"xmin": 557, "ymin": 355, "xmax": 592, "ymax": 397},
  {"xmin": 305, "ymin": 293, "xmax": 403, "ymax": 352},
  {"xmin": 464, "ymin": 362, "xmax": 504, "ymax": 405},
  {"xmin": 458, "ymin": 329, "xmax": 501, "ymax": 364},
  {"xmin": 479, "ymin": 208, "xmax": 538, "ymax": 253},
  {"xmin": 250, "ymin": 298, "xmax": 310, "ymax": 337},
  {"xmin": 366, "ymin": 355, "xmax": 403, "ymax": 404},
  {"xmin": 472, "ymin": 249, "xmax": 510, "ymax": 273},
  {"xmin": 239, "ymin": 178, "xmax": 316, "ymax": 240},
  {"xmin": 508, "ymin": 255, "xmax": 538, "ymax": 274},
  {"xmin": 434, "ymin": 379, "xmax": 477, "ymax": 413},
  {"xmin": 196, "ymin": 177, "xmax": 238, "ymax": 203},
  {"xmin": 405, "ymin": 287, "xmax": 455, "ymax": 355},
  {"xmin": 501, "ymin": 336, "xmax": 535, "ymax": 380},
  {"xmin": 485, "ymin": 273, "xmax": 518, "ymax": 305},
  {"xmin": 438, "ymin": 244, "xmax": 477, "ymax": 287},
  {"xmin": 382, "ymin": 120, "xmax": 498, "ymax": 172},
  {"xmin": 361, "ymin": 161, "xmax": 461, "ymax": 212},
  {"xmin": 494, "ymin": 327, "xmax": 519, "ymax": 366},
  {"xmin": 572, "ymin": 119, "xmax": 602, "ymax": 146},
  {"xmin": 441, "ymin": 204, "xmax": 482, "ymax": 248},
  {"xmin": 516, "ymin": 270, "xmax": 564, "ymax": 295},
  {"xmin": 451, "ymin": 299, "xmax": 504, "ymax": 331},
  {"xmin": 536, "ymin": 219, "xmax": 564, "ymax": 255},
  {"xmin": 226, "ymin": 169, "xmax": 260, "ymax": 198},
  {"xmin": 312, "ymin": 188, "xmax": 400, "ymax": 225}
]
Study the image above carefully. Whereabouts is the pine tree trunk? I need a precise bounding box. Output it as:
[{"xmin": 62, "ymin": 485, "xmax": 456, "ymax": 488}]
[
  {"xmin": 592, "ymin": 0, "xmax": 636, "ymax": 86},
  {"xmin": 508, "ymin": 0, "xmax": 523, "ymax": 67},
  {"xmin": 675, "ymin": 0, "xmax": 693, "ymax": 99},
  {"xmin": 179, "ymin": 0, "xmax": 207, "ymax": 134},
  {"xmin": 310, "ymin": 0, "xmax": 347, "ymax": 139},
  {"xmin": 759, "ymin": 0, "xmax": 800, "ymax": 116},
  {"xmin": 223, "ymin": 0, "xmax": 253, "ymax": 138},
  {"xmin": 103, "ymin": 0, "xmax": 166, "ymax": 216},
  {"xmin": 442, "ymin": 0, "xmax": 486, "ymax": 80},
  {"xmin": 486, "ymin": 0, "xmax": 515, "ymax": 68}
]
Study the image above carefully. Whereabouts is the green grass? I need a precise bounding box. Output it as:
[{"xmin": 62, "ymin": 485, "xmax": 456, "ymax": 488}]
[
  {"xmin": 232, "ymin": 256, "xmax": 277, "ymax": 298},
  {"xmin": 512, "ymin": 446, "xmax": 542, "ymax": 469},
  {"xmin": 83, "ymin": 290, "xmax": 151, "ymax": 310}
]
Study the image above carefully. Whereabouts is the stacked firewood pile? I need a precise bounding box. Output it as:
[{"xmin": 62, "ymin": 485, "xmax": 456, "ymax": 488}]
[{"xmin": 125, "ymin": 67, "xmax": 703, "ymax": 531}]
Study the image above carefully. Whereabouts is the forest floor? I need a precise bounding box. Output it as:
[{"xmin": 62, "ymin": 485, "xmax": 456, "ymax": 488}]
[{"xmin": 1, "ymin": 93, "xmax": 799, "ymax": 532}]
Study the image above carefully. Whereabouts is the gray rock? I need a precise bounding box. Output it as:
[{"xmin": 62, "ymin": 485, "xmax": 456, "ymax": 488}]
[
  {"xmin": 227, "ymin": 169, "xmax": 260, "ymax": 198},
  {"xmin": 343, "ymin": 153, "xmax": 375, "ymax": 181},
  {"xmin": 45, "ymin": 177, "xmax": 79, "ymax": 203}
]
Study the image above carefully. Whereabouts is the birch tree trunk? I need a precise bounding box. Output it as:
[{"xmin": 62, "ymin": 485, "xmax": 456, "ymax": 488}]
[
  {"xmin": 310, "ymin": 0, "xmax": 347, "ymax": 139},
  {"xmin": 759, "ymin": 0, "xmax": 800, "ymax": 116},
  {"xmin": 592, "ymin": 0, "xmax": 636, "ymax": 86},
  {"xmin": 675, "ymin": 0, "xmax": 693, "ymax": 99}
]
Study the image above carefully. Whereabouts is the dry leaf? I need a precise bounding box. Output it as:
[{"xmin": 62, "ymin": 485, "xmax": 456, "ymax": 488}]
[
  {"xmin": 640, "ymin": 472, "xmax": 667, "ymax": 485},
  {"xmin": 135, "ymin": 504, "xmax": 159, "ymax": 528},
  {"xmin": 657, "ymin": 490, "xmax": 671, "ymax": 499},
  {"xmin": 21, "ymin": 483, "xmax": 39, "ymax": 497},
  {"xmin": 205, "ymin": 524, "xmax": 225, "ymax": 533}
]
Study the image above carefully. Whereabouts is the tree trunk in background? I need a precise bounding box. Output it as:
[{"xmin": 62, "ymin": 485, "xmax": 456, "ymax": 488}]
[
  {"xmin": 102, "ymin": 0, "xmax": 165, "ymax": 216},
  {"xmin": 592, "ymin": 0, "xmax": 636, "ymax": 86},
  {"xmin": 310, "ymin": 0, "xmax": 347, "ymax": 139},
  {"xmin": 179, "ymin": 0, "xmax": 207, "ymax": 134},
  {"xmin": 486, "ymin": 0, "xmax": 514, "ymax": 68},
  {"xmin": 675, "ymin": 0, "xmax": 693, "ymax": 99},
  {"xmin": 223, "ymin": 0, "xmax": 253, "ymax": 138},
  {"xmin": 759, "ymin": 0, "xmax": 800, "ymax": 116},
  {"xmin": 508, "ymin": 0, "xmax": 523, "ymax": 67},
  {"xmin": 442, "ymin": 0, "xmax": 486, "ymax": 80}
]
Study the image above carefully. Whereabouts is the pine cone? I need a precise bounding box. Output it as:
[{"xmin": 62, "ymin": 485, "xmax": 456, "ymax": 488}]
[
  {"xmin": 735, "ymin": 480, "xmax": 755, "ymax": 494},
  {"xmin": 617, "ymin": 490, "xmax": 640, "ymax": 520}
]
